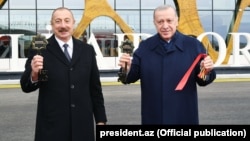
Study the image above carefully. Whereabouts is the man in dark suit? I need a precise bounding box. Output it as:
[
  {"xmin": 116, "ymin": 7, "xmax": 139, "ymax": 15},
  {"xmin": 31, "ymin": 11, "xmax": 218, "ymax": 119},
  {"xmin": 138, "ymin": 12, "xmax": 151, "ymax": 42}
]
[
  {"xmin": 118, "ymin": 5, "xmax": 216, "ymax": 125},
  {"xmin": 20, "ymin": 7, "xmax": 107, "ymax": 141}
]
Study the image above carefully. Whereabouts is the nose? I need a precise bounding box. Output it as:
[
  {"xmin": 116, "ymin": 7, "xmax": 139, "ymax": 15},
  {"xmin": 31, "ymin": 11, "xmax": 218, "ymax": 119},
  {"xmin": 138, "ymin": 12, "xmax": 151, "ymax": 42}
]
[
  {"xmin": 60, "ymin": 21, "xmax": 67, "ymax": 27},
  {"xmin": 162, "ymin": 21, "xmax": 169, "ymax": 28}
]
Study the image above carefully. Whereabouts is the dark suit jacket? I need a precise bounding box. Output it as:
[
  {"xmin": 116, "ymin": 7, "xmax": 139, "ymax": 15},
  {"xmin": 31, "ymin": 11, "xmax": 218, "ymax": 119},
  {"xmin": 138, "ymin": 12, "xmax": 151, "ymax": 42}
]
[
  {"xmin": 20, "ymin": 35, "xmax": 107, "ymax": 141},
  {"xmin": 126, "ymin": 31, "xmax": 216, "ymax": 125}
]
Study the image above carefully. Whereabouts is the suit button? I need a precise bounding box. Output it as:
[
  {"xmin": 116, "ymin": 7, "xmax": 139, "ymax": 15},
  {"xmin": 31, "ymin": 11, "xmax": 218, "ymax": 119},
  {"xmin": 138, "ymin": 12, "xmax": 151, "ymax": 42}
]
[
  {"xmin": 70, "ymin": 68, "xmax": 73, "ymax": 71},
  {"xmin": 71, "ymin": 104, "xmax": 76, "ymax": 108},
  {"xmin": 70, "ymin": 85, "xmax": 74, "ymax": 89}
]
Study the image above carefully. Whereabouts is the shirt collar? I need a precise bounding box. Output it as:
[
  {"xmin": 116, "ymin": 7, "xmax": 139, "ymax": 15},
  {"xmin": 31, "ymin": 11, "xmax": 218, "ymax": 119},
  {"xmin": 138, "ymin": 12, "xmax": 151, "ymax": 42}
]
[
  {"xmin": 55, "ymin": 36, "xmax": 73, "ymax": 50},
  {"xmin": 159, "ymin": 32, "xmax": 177, "ymax": 45}
]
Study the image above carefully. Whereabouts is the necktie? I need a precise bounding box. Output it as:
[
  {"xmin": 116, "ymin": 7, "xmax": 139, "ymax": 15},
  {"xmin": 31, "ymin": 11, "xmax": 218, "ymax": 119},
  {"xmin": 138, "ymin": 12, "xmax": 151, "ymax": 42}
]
[{"xmin": 63, "ymin": 44, "xmax": 71, "ymax": 62}]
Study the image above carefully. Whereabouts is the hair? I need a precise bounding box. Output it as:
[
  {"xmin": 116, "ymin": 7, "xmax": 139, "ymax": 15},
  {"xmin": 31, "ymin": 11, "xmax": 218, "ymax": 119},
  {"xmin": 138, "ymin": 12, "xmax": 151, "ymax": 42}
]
[
  {"xmin": 51, "ymin": 7, "xmax": 75, "ymax": 22},
  {"xmin": 153, "ymin": 5, "xmax": 178, "ymax": 19}
]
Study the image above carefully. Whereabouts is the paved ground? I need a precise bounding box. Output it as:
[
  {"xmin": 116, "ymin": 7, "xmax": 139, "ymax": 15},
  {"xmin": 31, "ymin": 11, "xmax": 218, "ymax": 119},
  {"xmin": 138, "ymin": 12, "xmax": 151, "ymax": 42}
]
[{"xmin": 0, "ymin": 81, "xmax": 250, "ymax": 141}]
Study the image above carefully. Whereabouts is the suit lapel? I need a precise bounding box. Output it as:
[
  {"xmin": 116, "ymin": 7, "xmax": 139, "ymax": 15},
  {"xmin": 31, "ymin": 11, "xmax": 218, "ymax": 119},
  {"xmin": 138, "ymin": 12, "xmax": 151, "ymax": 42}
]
[
  {"xmin": 46, "ymin": 35, "xmax": 83, "ymax": 66},
  {"xmin": 70, "ymin": 38, "xmax": 82, "ymax": 65},
  {"xmin": 46, "ymin": 35, "xmax": 70, "ymax": 65}
]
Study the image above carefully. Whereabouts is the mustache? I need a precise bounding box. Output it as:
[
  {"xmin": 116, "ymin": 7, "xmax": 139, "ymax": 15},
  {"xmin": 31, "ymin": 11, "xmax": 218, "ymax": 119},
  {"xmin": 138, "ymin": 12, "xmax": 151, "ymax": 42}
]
[{"xmin": 58, "ymin": 28, "xmax": 68, "ymax": 32}]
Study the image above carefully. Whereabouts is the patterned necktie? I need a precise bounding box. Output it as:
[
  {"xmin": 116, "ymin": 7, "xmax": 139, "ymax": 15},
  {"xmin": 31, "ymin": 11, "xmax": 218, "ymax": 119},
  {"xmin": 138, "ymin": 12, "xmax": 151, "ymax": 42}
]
[{"xmin": 63, "ymin": 44, "xmax": 71, "ymax": 61}]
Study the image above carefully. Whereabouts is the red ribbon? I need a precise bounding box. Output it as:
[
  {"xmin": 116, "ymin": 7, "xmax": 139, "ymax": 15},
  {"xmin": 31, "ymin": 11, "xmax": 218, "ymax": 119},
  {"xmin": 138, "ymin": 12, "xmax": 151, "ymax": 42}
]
[{"xmin": 175, "ymin": 53, "xmax": 207, "ymax": 91}]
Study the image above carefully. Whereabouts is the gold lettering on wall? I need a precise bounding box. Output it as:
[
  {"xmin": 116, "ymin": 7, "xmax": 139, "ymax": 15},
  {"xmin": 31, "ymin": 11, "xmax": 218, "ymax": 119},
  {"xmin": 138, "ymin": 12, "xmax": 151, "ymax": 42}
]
[
  {"xmin": 2, "ymin": 0, "xmax": 248, "ymax": 64},
  {"xmin": 174, "ymin": 0, "xmax": 218, "ymax": 61},
  {"xmin": 74, "ymin": 0, "xmax": 249, "ymax": 64},
  {"xmin": 223, "ymin": 0, "xmax": 250, "ymax": 64},
  {"xmin": 175, "ymin": 0, "xmax": 250, "ymax": 64}
]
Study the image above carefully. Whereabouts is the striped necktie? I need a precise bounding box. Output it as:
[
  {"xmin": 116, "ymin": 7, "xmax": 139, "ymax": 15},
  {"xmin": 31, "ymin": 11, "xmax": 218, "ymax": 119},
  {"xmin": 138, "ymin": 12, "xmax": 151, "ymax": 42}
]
[{"xmin": 63, "ymin": 44, "xmax": 71, "ymax": 61}]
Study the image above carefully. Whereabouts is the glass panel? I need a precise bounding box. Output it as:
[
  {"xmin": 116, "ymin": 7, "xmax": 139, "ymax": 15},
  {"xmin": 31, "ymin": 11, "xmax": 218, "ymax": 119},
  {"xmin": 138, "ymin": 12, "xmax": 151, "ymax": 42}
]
[
  {"xmin": 10, "ymin": 10, "xmax": 36, "ymax": 58},
  {"xmin": 213, "ymin": 0, "xmax": 235, "ymax": 10},
  {"xmin": 91, "ymin": 16, "xmax": 115, "ymax": 32},
  {"xmin": 197, "ymin": 0, "xmax": 212, "ymax": 10},
  {"xmin": 116, "ymin": 0, "xmax": 139, "ymax": 9},
  {"xmin": 213, "ymin": 11, "xmax": 233, "ymax": 39},
  {"xmin": 90, "ymin": 16, "xmax": 116, "ymax": 57},
  {"xmin": 141, "ymin": 0, "xmax": 165, "ymax": 9},
  {"xmin": 141, "ymin": 10, "xmax": 155, "ymax": 35},
  {"xmin": 10, "ymin": 0, "xmax": 35, "ymax": 9},
  {"xmin": 116, "ymin": 10, "xmax": 140, "ymax": 33},
  {"xmin": 37, "ymin": 10, "xmax": 53, "ymax": 34},
  {"xmin": 9, "ymin": 10, "xmax": 36, "ymax": 35},
  {"xmin": 198, "ymin": 11, "xmax": 218, "ymax": 50},
  {"xmin": 238, "ymin": 11, "xmax": 250, "ymax": 47},
  {"xmin": 198, "ymin": 11, "xmax": 212, "ymax": 32},
  {"xmin": 64, "ymin": 0, "xmax": 84, "ymax": 9},
  {"xmin": 0, "ymin": 10, "xmax": 8, "ymax": 33},
  {"xmin": 164, "ymin": 0, "xmax": 176, "ymax": 6},
  {"xmin": 107, "ymin": 0, "xmax": 114, "ymax": 9},
  {"xmin": 37, "ymin": 0, "xmax": 62, "ymax": 9}
]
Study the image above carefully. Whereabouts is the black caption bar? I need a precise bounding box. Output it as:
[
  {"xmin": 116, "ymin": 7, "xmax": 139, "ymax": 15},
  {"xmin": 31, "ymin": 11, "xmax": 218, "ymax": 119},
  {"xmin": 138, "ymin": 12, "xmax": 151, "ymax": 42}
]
[{"xmin": 96, "ymin": 125, "xmax": 250, "ymax": 140}]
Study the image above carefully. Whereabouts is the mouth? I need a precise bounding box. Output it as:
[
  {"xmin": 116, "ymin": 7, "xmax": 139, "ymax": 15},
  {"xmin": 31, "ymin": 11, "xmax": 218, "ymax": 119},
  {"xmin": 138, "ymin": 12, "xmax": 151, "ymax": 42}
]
[{"xmin": 162, "ymin": 31, "xmax": 170, "ymax": 35}]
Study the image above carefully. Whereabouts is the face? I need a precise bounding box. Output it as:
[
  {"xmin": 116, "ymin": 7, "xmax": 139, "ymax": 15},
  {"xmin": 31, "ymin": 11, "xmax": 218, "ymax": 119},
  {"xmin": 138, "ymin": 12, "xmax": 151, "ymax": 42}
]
[
  {"xmin": 154, "ymin": 8, "xmax": 178, "ymax": 41},
  {"xmin": 51, "ymin": 8, "xmax": 75, "ymax": 42}
]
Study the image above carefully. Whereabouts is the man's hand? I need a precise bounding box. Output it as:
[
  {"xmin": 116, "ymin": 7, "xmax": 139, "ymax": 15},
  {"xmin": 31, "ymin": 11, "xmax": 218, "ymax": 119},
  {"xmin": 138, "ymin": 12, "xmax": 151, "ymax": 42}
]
[
  {"xmin": 96, "ymin": 122, "xmax": 106, "ymax": 125},
  {"xmin": 118, "ymin": 53, "xmax": 132, "ymax": 71},
  {"xmin": 31, "ymin": 55, "xmax": 43, "ymax": 81},
  {"xmin": 200, "ymin": 55, "xmax": 214, "ymax": 74}
]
